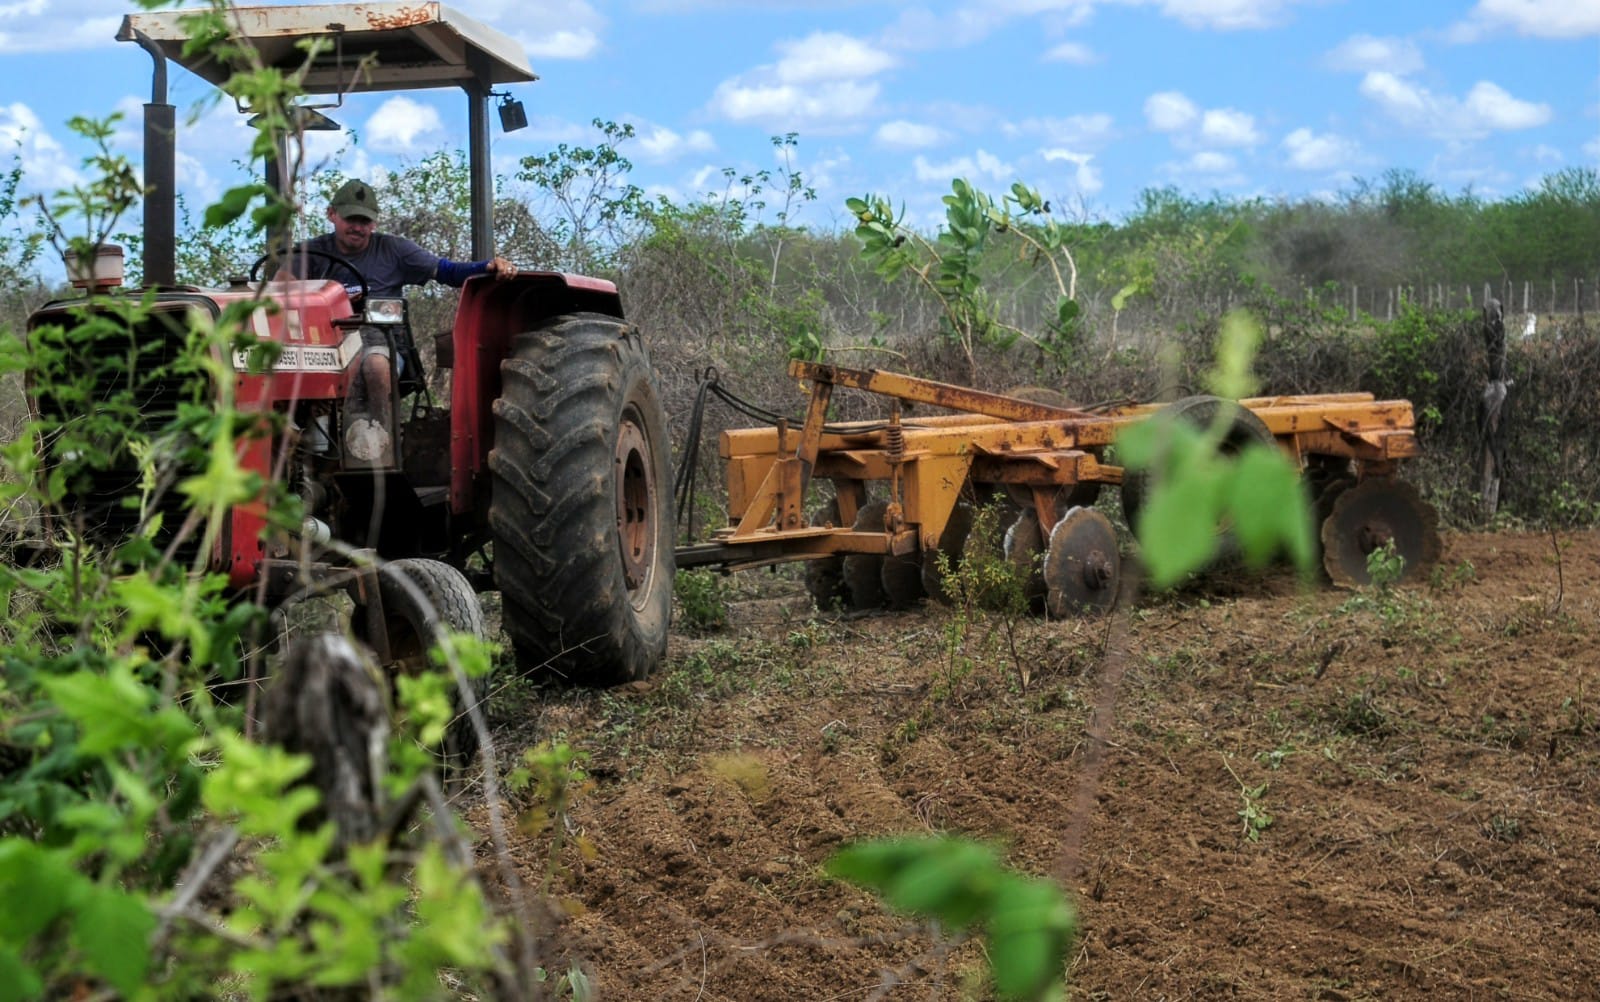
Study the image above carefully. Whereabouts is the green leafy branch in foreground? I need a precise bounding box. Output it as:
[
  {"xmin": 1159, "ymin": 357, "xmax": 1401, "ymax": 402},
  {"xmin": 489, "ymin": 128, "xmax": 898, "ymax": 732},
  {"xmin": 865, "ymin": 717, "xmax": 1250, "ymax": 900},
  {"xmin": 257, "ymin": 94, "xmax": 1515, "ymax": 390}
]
[
  {"xmin": 827, "ymin": 836, "xmax": 1075, "ymax": 1001},
  {"xmin": 0, "ymin": 4, "xmax": 513, "ymax": 997},
  {"xmin": 1116, "ymin": 311, "xmax": 1316, "ymax": 588},
  {"xmin": 849, "ymin": 179, "xmax": 1083, "ymax": 379}
]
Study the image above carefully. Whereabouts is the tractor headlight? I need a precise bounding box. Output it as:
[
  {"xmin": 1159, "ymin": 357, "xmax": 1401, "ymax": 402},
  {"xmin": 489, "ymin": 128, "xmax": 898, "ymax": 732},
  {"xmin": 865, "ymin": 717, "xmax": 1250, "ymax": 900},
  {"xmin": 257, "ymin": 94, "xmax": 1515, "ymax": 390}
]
[{"xmin": 363, "ymin": 298, "xmax": 406, "ymax": 325}]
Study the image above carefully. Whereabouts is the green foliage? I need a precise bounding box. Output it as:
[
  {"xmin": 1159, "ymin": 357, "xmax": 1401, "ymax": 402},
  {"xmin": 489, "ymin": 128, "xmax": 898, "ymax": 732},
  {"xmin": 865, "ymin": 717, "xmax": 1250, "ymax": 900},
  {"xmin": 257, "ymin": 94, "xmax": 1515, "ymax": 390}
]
[
  {"xmin": 515, "ymin": 118, "xmax": 647, "ymax": 273},
  {"xmin": 674, "ymin": 568, "xmax": 731, "ymax": 632},
  {"xmin": 0, "ymin": 149, "xmax": 47, "ymax": 327},
  {"xmin": 828, "ymin": 835, "xmax": 1075, "ymax": 1001},
  {"xmin": 1221, "ymin": 757, "xmax": 1274, "ymax": 842},
  {"xmin": 1116, "ymin": 314, "xmax": 1315, "ymax": 588},
  {"xmin": 848, "ymin": 178, "xmax": 1083, "ymax": 377},
  {"xmin": 1364, "ymin": 541, "xmax": 1406, "ymax": 592},
  {"xmin": 22, "ymin": 116, "xmax": 143, "ymax": 269},
  {"xmin": 1369, "ymin": 300, "xmax": 1451, "ymax": 404},
  {"xmin": 0, "ymin": 4, "xmax": 510, "ymax": 997},
  {"xmin": 507, "ymin": 741, "xmax": 596, "ymax": 900},
  {"xmin": 929, "ymin": 501, "xmax": 1036, "ymax": 689}
]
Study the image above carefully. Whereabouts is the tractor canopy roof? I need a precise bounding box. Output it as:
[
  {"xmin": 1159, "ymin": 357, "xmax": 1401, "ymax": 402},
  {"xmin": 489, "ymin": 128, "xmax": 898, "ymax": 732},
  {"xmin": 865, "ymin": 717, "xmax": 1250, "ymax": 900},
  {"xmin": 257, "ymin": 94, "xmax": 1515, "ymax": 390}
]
[{"xmin": 117, "ymin": 2, "xmax": 536, "ymax": 96}]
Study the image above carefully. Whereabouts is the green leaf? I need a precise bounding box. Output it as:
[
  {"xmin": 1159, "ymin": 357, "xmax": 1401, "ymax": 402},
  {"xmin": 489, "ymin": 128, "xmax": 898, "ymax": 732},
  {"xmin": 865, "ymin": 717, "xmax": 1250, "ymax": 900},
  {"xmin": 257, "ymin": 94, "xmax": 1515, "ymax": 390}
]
[
  {"xmin": 1226, "ymin": 446, "xmax": 1314, "ymax": 572},
  {"xmin": 1135, "ymin": 465, "xmax": 1224, "ymax": 588},
  {"xmin": 1206, "ymin": 311, "xmax": 1263, "ymax": 400},
  {"xmin": 203, "ymin": 184, "xmax": 258, "ymax": 229},
  {"xmin": 987, "ymin": 878, "xmax": 1073, "ymax": 999},
  {"xmin": 39, "ymin": 665, "xmax": 156, "ymax": 756},
  {"xmin": 884, "ymin": 843, "xmax": 993, "ymax": 929},
  {"xmin": 72, "ymin": 885, "xmax": 155, "ymax": 995},
  {"xmin": 0, "ymin": 944, "xmax": 43, "ymax": 1002},
  {"xmin": 1055, "ymin": 297, "xmax": 1080, "ymax": 327},
  {"xmin": 0, "ymin": 841, "xmax": 79, "ymax": 940}
]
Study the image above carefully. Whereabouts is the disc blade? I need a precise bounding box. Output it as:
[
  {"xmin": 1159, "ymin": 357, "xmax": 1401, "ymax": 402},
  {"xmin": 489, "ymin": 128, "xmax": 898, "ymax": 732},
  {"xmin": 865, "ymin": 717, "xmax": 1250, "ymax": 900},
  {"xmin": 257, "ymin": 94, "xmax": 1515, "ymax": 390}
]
[
  {"xmin": 1044, "ymin": 506, "xmax": 1121, "ymax": 616},
  {"xmin": 1320, "ymin": 479, "xmax": 1441, "ymax": 588}
]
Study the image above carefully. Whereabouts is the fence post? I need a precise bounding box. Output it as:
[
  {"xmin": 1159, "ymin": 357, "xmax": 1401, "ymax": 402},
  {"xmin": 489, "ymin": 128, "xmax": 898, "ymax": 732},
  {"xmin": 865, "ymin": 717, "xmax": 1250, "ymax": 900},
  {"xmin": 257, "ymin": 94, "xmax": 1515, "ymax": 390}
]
[{"xmin": 1478, "ymin": 299, "xmax": 1509, "ymax": 522}]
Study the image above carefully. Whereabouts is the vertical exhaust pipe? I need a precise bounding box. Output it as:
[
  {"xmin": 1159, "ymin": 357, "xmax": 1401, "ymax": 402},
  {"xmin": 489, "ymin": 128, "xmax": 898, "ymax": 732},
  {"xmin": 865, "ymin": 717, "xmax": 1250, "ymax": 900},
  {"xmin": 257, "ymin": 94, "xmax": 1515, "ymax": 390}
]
[{"xmin": 130, "ymin": 30, "xmax": 175, "ymax": 288}]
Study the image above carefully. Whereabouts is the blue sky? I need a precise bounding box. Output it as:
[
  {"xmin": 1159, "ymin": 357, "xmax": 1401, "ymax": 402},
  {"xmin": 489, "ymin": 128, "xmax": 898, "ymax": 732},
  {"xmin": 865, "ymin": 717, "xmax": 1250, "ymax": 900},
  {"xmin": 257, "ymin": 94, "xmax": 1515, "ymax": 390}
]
[{"xmin": 1, "ymin": 0, "xmax": 1597, "ymax": 252}]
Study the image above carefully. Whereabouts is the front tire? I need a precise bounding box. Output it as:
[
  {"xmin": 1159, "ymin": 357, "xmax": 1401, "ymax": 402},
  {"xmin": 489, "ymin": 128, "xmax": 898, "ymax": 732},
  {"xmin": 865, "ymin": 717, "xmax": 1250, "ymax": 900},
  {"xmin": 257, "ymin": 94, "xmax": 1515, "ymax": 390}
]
[
  {"xmin": 364, "ymin": 558, "xmax": 488, "ymax": 771},
  {"xmin": 489, "ymin": 314, "xmax": 674, "ymax": 686}
]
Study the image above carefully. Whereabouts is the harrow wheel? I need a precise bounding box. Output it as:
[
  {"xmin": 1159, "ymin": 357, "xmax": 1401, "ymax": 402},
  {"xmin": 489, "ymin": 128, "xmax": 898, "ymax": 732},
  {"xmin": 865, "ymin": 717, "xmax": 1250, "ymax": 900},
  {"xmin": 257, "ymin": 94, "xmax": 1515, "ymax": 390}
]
[
  {"xmin": 842, "ymin": 501, "xmax": 890, "ymax": 611},
  {"xmin": 1002, "ymin": 508, "xmax": 1049, "ymax": 613},
  {"xmin": 1319, "ymin": 478, "xmax": 1441, "ymax": 588},
  {"xmin": 1043, "ymin": 507, "xmax": 1121, "ymax": 617},
  {"xmin": 922, "ymin": 502, "xmax": 975, "ymax": 605}
]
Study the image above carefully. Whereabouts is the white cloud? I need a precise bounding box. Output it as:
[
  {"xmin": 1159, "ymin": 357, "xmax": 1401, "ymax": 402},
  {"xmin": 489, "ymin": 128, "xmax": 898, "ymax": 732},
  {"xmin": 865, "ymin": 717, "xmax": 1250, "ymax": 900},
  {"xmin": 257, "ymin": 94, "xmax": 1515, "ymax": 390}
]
[
  {"xmin": 1200, "ymin": 107, "xmax": 1260, "ymax": 146},
  {"xmin": 364, "ymin": 97, "xmax": 443, "ymax": 154},
  {"xmin": 912, "ymin": 149, "xmax": 1014, "ymax": 184},
  {"xmin": 708, "ymin": 31, "xmax": 894, "ymax": 131},
  {"xmin": 1360, "ymin": 71, "xmax": 1429, "ymax": 119},
  {"xmin": 1452, "ymin": 0, "xmax": 1600, "ymax": 41},
  {"xmin": 1145, "ymin": 91, "xmax": 1198, "ymax": 132},
  {"xmin": 1042, "ymin": 147, "xmax": 1103, "ymax": 195},
  {"xmin": 1528, "ymin": 143, "xmax": 1564, "ymax": 164},
  {"xmin": 1146, "ymin": 92, "xmax": 1259, "ymax": 149},
  {"xmin": 0, "ymin": 102, "xmax": 79, "ymax": 192},
  {"xmin": 0, "ymin": 5, "xmax": 121, "ymax": 54},
  {"xmin": 1281, "ymin": 127, "xmax": 1363, "ymax": 171},
  {"xmin": 773, "ymin": 31, "xmax": 896, "ymax": 84},
  {"xmin": 1324, "ymin": 34, "xmax": 1424, "ymax": 74},
  {"xmin": 1464, "ymin": 81, "xmax": 1552, "ymax": 130},
  {"xmin": 1042, "ymin": 40, "xmax": 1098, "ymax": 64},
  {"xmin": 710, "ymin": 78, "xmax": 881, "ymax": 131},
  {"xmin": 1003, "ymin": 114, "xmax": 1116, "ymax": 147},
  {"xmin": 501, "ymin": 0, "xmax": 607, "ymax": 59},
  {"xmin": 1144, "ymin": 0, "xmax": 1304, "ymax": 31},
  {"xmin": 1360, "ymin": 71, "xmax": 1552, "ymax": 139},
  {"xmin": 635, "ymin": 125, "xmax": 715, "ymax": 162},
  {"xmin": 875, "ymin": 120, "xmax": 947, "ymax": 150},
  {"xmin": 877, "ymin": 6, "xmax": 1026, "ymax": 52},
  {"xmin": 1186, "ymin": 150, "xmax": 1237, "ymax": 172},
  {"xmin": 522, "ymin": 29, "xmax": 601, "ymax": 60}
]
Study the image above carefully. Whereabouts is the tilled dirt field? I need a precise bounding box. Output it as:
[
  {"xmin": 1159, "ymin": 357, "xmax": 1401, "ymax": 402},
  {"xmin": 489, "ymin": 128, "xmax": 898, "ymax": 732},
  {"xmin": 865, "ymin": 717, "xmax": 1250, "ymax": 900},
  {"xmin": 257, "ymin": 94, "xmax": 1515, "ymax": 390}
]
[{"xmin": 475, "ymin": 529, "xmax": 1600, "ymax": 1000}]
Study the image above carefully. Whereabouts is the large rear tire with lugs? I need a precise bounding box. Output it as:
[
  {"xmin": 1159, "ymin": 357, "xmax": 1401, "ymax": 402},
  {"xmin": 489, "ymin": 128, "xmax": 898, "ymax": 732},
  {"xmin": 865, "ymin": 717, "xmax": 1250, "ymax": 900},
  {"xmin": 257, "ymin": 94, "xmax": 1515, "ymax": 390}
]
[{"xmin": 489, "ymin": 313, "xmax": 674, "ymax": 686}]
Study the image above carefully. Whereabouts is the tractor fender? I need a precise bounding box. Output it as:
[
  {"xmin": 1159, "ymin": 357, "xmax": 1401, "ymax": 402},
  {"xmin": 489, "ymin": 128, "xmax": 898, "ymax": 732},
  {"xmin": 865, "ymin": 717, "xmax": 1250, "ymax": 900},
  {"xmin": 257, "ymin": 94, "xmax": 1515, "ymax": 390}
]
[{"xmin": 447, "ymin": 271, "xmax": 626, "ymax": 516}]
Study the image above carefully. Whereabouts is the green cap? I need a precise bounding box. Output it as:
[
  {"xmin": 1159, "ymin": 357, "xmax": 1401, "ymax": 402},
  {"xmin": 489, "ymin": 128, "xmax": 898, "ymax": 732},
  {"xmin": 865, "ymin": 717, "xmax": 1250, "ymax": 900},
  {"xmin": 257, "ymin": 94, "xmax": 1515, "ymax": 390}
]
[{"xmin": 330, "ymin": 179, "xmax": 379, "ymax": 221}]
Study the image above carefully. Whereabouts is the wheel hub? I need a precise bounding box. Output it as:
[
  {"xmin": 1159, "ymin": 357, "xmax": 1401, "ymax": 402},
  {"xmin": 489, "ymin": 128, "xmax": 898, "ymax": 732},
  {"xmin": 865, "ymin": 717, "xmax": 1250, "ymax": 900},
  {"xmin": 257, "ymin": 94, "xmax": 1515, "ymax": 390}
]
[
  {"xmin": 615, "ymin": 419, "xmax": 655, "ymax": 592},
  {"xmin": 1082, "ymin": 549, "xmax": 1114, "ymax": 590}
]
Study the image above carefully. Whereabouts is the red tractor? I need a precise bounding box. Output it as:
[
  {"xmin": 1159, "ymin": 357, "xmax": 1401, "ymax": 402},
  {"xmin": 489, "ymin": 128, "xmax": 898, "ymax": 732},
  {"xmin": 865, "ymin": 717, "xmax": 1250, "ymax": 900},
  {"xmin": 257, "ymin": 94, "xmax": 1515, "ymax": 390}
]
[{"xmin": 24, "ymin": 6, "xmax": 676, "ymax": 724}]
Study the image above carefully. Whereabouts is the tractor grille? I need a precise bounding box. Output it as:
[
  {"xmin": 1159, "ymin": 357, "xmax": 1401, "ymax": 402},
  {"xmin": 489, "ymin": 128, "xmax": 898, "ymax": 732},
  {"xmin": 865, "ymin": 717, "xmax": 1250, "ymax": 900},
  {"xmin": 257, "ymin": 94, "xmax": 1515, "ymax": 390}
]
[{"xmin": 29, "ymin": 303, "xmax": 213, "ymax": 568}]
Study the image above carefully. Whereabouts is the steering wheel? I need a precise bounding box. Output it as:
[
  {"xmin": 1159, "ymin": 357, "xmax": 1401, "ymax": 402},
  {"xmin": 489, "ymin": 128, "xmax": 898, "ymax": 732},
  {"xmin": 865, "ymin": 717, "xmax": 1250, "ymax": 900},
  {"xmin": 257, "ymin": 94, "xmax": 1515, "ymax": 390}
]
[{"xmin": 248, "ymin": 248, "xmax": 370, "ymax": 303}]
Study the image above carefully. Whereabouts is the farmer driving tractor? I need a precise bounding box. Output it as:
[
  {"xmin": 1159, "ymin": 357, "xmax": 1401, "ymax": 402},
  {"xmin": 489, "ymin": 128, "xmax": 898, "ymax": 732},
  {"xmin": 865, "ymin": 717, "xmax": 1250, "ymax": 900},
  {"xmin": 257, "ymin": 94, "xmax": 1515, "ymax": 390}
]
[{"xmin": 293, "ymin": 178, "xmax": 518, "ymax": 463}]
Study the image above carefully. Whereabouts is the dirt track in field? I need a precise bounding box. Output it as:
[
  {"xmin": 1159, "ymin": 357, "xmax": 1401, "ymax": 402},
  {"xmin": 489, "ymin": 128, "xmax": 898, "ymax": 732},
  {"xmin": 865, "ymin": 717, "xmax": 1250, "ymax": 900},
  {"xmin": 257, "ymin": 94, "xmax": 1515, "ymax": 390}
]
[{"xmin": 474, "ymin": 529, "xmax": 1600, "ymax": 1000}]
